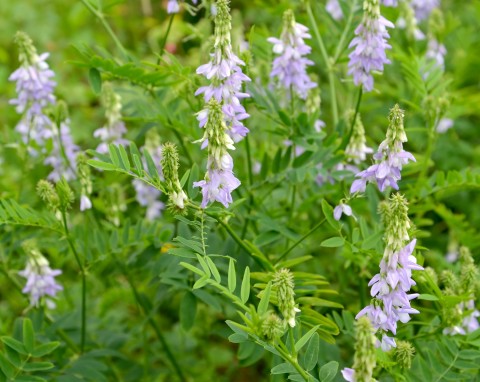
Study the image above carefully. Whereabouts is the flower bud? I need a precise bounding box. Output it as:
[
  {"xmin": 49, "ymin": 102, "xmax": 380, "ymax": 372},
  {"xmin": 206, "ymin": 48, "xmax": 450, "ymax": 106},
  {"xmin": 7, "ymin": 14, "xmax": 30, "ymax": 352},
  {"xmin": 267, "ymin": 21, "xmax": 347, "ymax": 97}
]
[
  {"xmin": 272, "ymin": 268, "xmax": 299, "ymax": 328},
  {"xmin": 37, "ymin": 180, "xmax": 60, "ymax": 211},
  {"xmin": 383, "ymin": 193, "xmax": 411, "ymax": 255},
  {"xmin": 352, "ymin": 316, "xmax": 377, "ymax": 381},
  {"xmin": 262, "ymin": 312, "xmax": 284, "ymax": 341},
  {"xmin": 394, "ymin": 341, "xmax": 415, "ymax": 369},
  {"xmin": 55, "ymin": 178, "xmax": 75, "ymax": 212},
  {"xmin": 161, "ymin": 142, "xmax": 188, "ymax": 210}
]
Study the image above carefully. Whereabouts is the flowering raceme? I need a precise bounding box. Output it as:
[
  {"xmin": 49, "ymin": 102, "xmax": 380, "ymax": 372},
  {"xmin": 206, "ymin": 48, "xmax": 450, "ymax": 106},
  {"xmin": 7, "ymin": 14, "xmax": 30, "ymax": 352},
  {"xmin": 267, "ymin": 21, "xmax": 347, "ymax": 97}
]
[
  {"xmin": 268, "ymin": 10, "xmax": 317, "ymax": 99},
  {"xmin": 350, "ymin": 105, "xmax": 415, "ymax": 194},
  {"xmin": 356, "ymin": 194, "xmax": 423, "ymax": 351},
  {"xmin": 194, "ymin": 99, "xmax": 240, "ymax": 208},
  {"xmin": 348, "ymin": 0, "xmax": 394, "ymax": 92},
  {"xmin": 195, "ymin": 0, "xmax": 251, "ymax": 143},
  {"xmin": 19, "ymin": 248, "xmax": 63, "ymax": 309},
  {"xmin": 411, "ymin": 0, "xmax": 439, "ymax": 21},
  {"xmin": 10, "ymin": 32, "xmax": 78, "ymax": 180},
  {"xmin": 9, "ymin": 32, "xmax": 56, "ymax": 149}
]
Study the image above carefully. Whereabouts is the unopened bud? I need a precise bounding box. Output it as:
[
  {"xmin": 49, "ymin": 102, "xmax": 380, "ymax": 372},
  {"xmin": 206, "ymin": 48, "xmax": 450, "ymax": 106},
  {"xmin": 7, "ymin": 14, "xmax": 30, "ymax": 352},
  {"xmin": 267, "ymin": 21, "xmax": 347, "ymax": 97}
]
[
  {"xmin": 273, "ymin": 268, "xmax": 299, "ymax": 328},
  {"xmin": 262, "ymin": 312, "xmax": 284, "ymax": 340},
  {"xmin": 37, "ymin": 180, "xmax": 60, "ymax": 211},
  {"xmin": 394, "ymin": 341, "xmax": 415, "ymax": 369}
]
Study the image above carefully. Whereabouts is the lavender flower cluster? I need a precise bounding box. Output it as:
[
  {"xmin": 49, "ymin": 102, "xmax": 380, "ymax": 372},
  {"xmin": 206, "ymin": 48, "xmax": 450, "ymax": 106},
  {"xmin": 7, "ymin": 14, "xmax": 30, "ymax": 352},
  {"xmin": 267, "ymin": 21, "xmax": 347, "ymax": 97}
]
[
  {"xmin": 348, "ymin": 0, "xmax": 394, "ymax": 92},
  {"xmin": 350, "ymin": 105, "xmax": 415, "ymax": 194},
  {"xmin": 9, "ymin": 32, "xmax": 78, "ymax": 180},
  {"xmin": 357, "ymin": 238, "xmax": 424, "ymax": 350},
  {"xmin": 194, "ymin": 0, "xmax": 247, "ymax": 207},
  {"xmin": 18, "ymin": 250, "xmax": 63, "ymax": 309},
  {"xmin": 268, "ymin": 10, "xmax": 317, "ymax": 100}
]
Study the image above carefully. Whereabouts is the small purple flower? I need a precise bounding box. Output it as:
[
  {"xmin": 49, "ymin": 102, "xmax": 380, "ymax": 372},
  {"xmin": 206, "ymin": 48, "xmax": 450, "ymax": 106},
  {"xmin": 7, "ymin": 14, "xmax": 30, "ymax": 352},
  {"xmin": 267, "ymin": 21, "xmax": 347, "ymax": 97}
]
[
  {"xmin": 195, "ymin": 0, "xmax": 251, "ymax": 143},
  {"xmin": 348, "ymin": 0, "xmax": 394, "ymax": 92},
  {"xmin": 436, "ymin": 118, "xmax": 453, "ymax": 134},
  {"xmin": 194, "ymin": 167, "xmax": 241, "ymax": 208},
  {"xmin": 381, "ymin": 0, "xmax": 398, "ymax": 6},
  {"xmin": 326, "ymin": 0, "xmax": 344, "ymax": 20},
  {"xmin": 334, "ymin": 203, "xmax": 353, "ymax": 221},
  {"xmin": 357, "ymin": 240, "xmax": 423, "ymax": 348},
  {"xmin": 411, "ymin": 0, "xmax": 439, "ymax": 21},
  {"xmin": 19, "ymin": 253, "xmax": 63, "ymax": 309},
  {"xmin": 341, "ymin": 368, "xmax": 355, "ymax": 382},
  {"xmin": 167, "ymin": 0, "xmax": 180, "ymax": 13},
  {"xmin": 80, "ymin": 194, "xmax": 92, "ymax": 211},
  {"xmin": 268, "ymin": 10, "xmax": 317, "ymax": 99}
]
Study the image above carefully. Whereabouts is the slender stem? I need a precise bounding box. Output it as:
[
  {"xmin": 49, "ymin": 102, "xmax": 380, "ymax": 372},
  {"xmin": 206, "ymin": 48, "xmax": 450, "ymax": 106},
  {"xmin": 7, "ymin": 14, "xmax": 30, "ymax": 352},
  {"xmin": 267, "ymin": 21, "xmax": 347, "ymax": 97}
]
[
  {"xmin": 61, "ymin": 211, "xmax": 87, "ymax": 354},
  {"xmin": 273, "ymin": 342, "xmax": 311, "ymax": 381},
  {"xmin": 112, "ymin": 254, "xmax": 187, "ymax": 382},
  {"xmin": 416, "ymin": 121, "xmax": 437, "ymax": 193},
  {"xmin": 171, "ymin": 126, "xmax": 194, "ymax": 166},
  {"xmin": 332, "ymin": 0, "xmax": 359, "ymax": 64},
  {"xmin": 345, "ymin": 87, "xmax": 363, "ymax": 148},
  {"xmin": 245, "ymin": 135, "xmax": 254, "ymax": 188},
  {"xmin": 276, "ymin": 218, "xmax": 326, "ymax": 264},
  {"xmin": 306, "ymin": 1, "xmax": 339, "ymax": 127},
  {"xmin": 158, "ymin": 14, "xmax": 175, "ymax": 61},
  {"xmin": 80, "ymin": 0, "xmax": 128, "ymax": 58}
]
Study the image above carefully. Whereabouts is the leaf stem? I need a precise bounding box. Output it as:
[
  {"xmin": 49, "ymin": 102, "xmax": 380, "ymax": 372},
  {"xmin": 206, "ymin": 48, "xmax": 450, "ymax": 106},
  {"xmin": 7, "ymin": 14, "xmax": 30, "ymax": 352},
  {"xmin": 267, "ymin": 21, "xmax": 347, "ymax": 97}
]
[
  {"xmin": 80, "ymin": 0, "xmax": 128, "ymax": 59},
  {"xmin": 306, "ymin": 1, "xmax": 338, "ymax": 127},
  {"xmin": 61, "ymin": 211, "xmax": 87, "ymax": 354},
  {"xmin": 276, "ymin": 218, "xmax": 326, "ymax": 264},
  {"xmin": 112, "ymin": 253, "xmax": 187, "ymax": 382}
]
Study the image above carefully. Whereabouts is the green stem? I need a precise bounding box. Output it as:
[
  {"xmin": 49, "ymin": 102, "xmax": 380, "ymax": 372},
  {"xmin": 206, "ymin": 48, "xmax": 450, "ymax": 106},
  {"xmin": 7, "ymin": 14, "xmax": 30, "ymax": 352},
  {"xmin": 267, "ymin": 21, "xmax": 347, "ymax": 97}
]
[
  {"xmin": 416, "ymin": 122, "xmax": 436, "ymax": 193},
  {"xmin": 273, "ymin": 342, "xmax": 311, "ymax": 381},
  {"xmin": 332, "ymin": 0, "xmax": 359, "ymax": 64},
  {"xmin": 276, "ymin": 218, "xmax": 326, "ymax": 264},
  {"xmin": 158, "ymin": 14, "xmax": 175, "ymax": 61},
  {"xmin": 306, "ymin": 1, "xmax": 338, "ymax": 127},
  {"xmin": 171, "ymin": 126, "xmax": 194, "ymax": 166},
  {"xmin": 112, "ymin": 254, "xmax": 187, "ymax": 382},
  {"xmin": 61, "ymin": 211, "xmax": 87, "ymax": 354},
  {"xmin": 338, "ymin": 87, "xmax": 363, "ymax": 151},
  {"xmin": 80, "ymin": 0, "xmax": 128, "ymax": 58}
]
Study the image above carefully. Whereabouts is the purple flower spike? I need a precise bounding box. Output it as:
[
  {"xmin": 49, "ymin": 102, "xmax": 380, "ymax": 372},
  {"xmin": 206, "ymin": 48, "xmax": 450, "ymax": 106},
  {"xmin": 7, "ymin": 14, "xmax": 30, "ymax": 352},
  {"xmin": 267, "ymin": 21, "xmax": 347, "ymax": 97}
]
[
  {"xmin": 348, "ymin": 0, "xmax": 394, "ymax": 92},
  {"xmin": 268, "ymin": 10, "xmax": 317, "ymax": 99}
]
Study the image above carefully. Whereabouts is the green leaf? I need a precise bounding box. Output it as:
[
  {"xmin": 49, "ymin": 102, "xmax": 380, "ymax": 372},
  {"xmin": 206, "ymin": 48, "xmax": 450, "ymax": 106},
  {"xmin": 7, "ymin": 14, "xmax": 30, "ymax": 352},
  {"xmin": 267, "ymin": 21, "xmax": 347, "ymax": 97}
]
[
  {"xmin": 303, "ymin": 332, "xmax": 319, "ymax": 371},
  {"xmin": 319, "ymin": 361, "xmax": 339, "ymax": 382},
  {"xmin": 320, "ymin": 237, "xmax": 345, "ymax": 248},
  {"xmin": 193, "ymin": 275, "xmax": 209, "ymax": 290},
  {"xmin": 257, "ymin": 281, "xmax": 272, "ymax": 316},
  {"xmin": 179, "ymin": 262, "xmax": 205, "ymax": 277},
  {"xmin": 23, "ymin": 362, "xmax": 54, "ymax": 371},
  {"xmin": 205, "ymin": 256, "xmax": 221, "ymax": 283},
  {"xmin": 196, "ymin": 254, "xmax": 211, "ymax": 277},
  {"xmin": 0, "ymin": 354, "xmax": 15, "ymax": 379},
  {"xmin": 271, "ymin": 362, "xmax": 296, "ymax": 375},
  {"xmin": 241, "ymin": 267, "xmax": 251, "ymax": 304},
  {"xmin": 32, "ymin": 342, "xmax": 60, "ymax": 358},
  {"xmin": 418, "ymin": 294, "xmax": 439, "ymax": 301},
  {"xmin": 228, "ymin": 258, "xmax": 236, "ymax": 293},
  {"xmin": 295, "ymin": 325, "xmax": 320, "ymax": 352},
  {"xmin": 180, "ymin": 292, "xmax": 197, "ymax": 331},
  {"xmin": 87, "ymin": 159, "xmax": 116, "ymax": 171},
  {"xmin": 23, "ymin": 318, "xmax": 35, "ymax": 353},
  {"xmin": 88, "ymin": 67, "xmax": 102, "ymax": 94},
  {"xmin": 1, "ymin": 337, "xmax": 28, "ymax": 355}
]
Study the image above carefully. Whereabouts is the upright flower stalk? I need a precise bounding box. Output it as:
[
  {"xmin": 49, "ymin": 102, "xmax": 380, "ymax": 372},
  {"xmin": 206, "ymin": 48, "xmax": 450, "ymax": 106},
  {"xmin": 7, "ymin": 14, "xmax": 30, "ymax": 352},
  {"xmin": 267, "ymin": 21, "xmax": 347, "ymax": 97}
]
[
  {"xmin": 350, "ymin": 105, "xmax": 415, "ymax": 194},
  {"xmin": 19, "ymin": 244, "xmax": 63, "ymax": 309},
  {"xmin": 272, "ymin": 269, "xmax": 300, "ymax": 328},
  {"xmin": 268, "ymin": 10, "xmax": 317, "ymax": 100},
  {"xmin": 161, "ymin": 142, "xmax": 188, "ymax": 209},
  {"xmin": 357, "ymin": 194, "xmax": 423, "ymax": 351},
  {"xmin": 195, "ymin": 0, "xmax": 251, "ymax": 143},
  {"xmin": 9, "ymin": 32, "xmax": 56, "ymax": 150},
  {"xmin": 10, "ymin": 32, "xmax": 78, "ymax": 180},
  {"xmin": 341, "ymin": 316, "xmax": 377, "ymax": 382},
  {"xmin": 348, "ymin": 0, "xmax": 394, "ymax": 91},
  {"xmin": 194, "ymin": 99, "xmax": 240, "ymax": 208}
]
